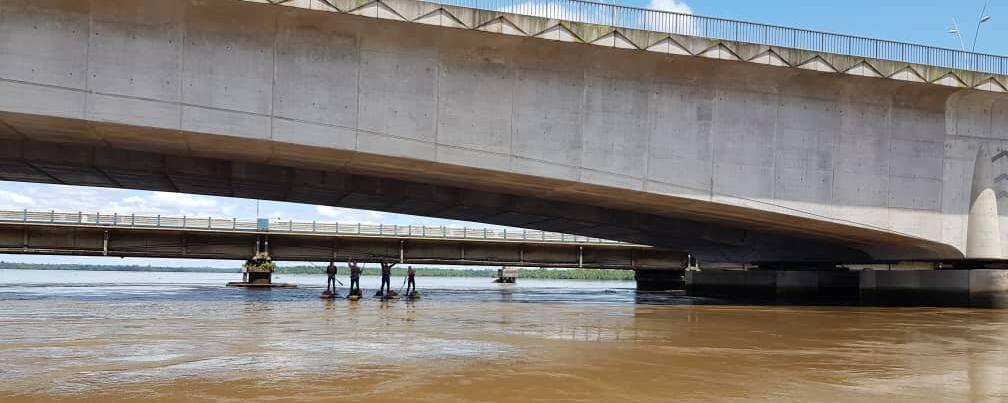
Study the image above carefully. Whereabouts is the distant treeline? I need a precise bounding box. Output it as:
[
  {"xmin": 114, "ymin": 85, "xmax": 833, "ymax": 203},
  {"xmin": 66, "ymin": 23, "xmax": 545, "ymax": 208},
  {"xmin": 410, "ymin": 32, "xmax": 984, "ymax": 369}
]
[
  {"xmin": 276, "ymin": 265, "xmax": 635, "ymax": 280},
  {"xmin": 0, "ymin": 262, "xmax": 239, "ymax": 273},
  {"xmin": 0, "ymin": 262, "xmax": 635, "ymax": 280}
]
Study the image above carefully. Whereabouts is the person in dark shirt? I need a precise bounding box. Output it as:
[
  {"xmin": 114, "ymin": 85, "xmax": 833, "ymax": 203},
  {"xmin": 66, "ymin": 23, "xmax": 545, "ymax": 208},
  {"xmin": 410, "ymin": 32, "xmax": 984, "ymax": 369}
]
[
  {"xmin": 325, "ymin": 259, "xmax": 337, "ymax": 294},
  {"xmin": 379, "ymin": 261, "xmax": 396, "ymax": 297}
]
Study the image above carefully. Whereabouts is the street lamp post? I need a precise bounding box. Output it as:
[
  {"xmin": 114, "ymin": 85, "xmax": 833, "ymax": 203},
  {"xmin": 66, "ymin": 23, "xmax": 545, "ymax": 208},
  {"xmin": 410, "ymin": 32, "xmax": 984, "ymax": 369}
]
[
  {"xmin": 948, "ymin": 17, "xmax": 966, "ymax": 51},
  {"xmin": 949, "ymin": 1, "xmax": 994, "ymax": 52},
  {"xmin": 971, "ymin": 1, "xmax": 993, "ymax": 52}
]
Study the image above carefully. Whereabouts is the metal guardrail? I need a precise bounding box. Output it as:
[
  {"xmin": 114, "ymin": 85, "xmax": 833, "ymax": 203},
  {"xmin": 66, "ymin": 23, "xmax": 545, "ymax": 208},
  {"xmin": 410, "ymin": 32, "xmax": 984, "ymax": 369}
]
[
  {"xmin": 428, "ymin": 0, "xmax": 1008, "ymax": 75},
  {"xmin": 0, "ymin": 209, "xmax": 622, "ymax": 244}
]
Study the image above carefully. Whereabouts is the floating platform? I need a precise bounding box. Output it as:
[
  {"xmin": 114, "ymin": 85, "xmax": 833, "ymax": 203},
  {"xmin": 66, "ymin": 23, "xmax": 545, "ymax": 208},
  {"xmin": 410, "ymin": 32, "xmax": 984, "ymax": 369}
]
[{"xmin": 225, "ymin": 282, "xmax": 297, "ymax": 288}]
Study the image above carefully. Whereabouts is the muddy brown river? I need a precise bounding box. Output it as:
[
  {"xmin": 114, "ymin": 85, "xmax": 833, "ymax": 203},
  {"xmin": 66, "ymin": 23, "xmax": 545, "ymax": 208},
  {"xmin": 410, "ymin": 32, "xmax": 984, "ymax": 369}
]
[{"xmin": 1, "ymin": 270, "xmax": 1007, "ymax": 402}]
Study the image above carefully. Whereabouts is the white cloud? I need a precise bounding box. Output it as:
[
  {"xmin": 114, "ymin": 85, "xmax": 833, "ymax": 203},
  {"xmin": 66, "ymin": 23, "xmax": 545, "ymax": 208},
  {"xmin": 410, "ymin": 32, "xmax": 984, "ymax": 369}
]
[
  {"xmin": 315, "ymin": 206, "xmax": 387, "ymax": 224},
  {"xmin": 498, "ymin": 1, "xmax": 582, "ymax": 21},
  {"xmin": 497, "ymin": 0, "xmax": 696, "ymax": 36},
  {"xmin": 104, "ymin": 192, "xmax": 226, "ymax": 217},
  {"xmin": 0, "ymin": 189, "xmax": 35, "ymax": 208},
  {"xmin": 0, "ymin": 180, "xmax": 521, "ymax": 230},
  {"xmin": 647, "ymin": 0, "xmax": 691, "ymax": 14},
  {"xmin": 643, "ymin": 0, "xmax": 698, "ymax": 36}
]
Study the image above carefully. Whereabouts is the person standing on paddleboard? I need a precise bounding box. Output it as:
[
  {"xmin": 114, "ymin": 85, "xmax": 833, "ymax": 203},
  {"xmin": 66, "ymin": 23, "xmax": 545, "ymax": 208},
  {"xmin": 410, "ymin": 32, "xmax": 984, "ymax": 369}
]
[
  {"xmin": 348, "ymin": 259, "xmax": 361, "ymax": 296},
  {"xmin": 379, "ymin": 261, "xmax": 396, "ymax": 297},
  {"xmin": 405, "ymin": 265, "xmax": 416, "ymax": 296},
  {"xmin": 325, "ymin": 259, "xmax": 337, "ymax": 294}
]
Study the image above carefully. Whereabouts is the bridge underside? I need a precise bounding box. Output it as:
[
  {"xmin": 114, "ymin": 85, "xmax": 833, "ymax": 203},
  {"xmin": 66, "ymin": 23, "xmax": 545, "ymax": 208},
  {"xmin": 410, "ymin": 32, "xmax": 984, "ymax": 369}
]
[
  {"xmin": 0, "ymin": 0, "xmax": 983, "ymax": 264},
  {"xmin": 0, "ymin": 222, "xmax": 683, "ymax": 268},
  {"xmin": 0, "ymin": 122, "xmax": 955, "ymax": 264}
]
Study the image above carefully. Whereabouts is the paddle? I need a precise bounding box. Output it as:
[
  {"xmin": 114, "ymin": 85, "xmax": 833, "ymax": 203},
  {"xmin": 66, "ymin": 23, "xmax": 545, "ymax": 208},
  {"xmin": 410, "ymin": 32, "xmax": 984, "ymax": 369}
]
[
  {"xmin": 398, "ymin": 275, "xmax": 408, "ymax": 295},
  {"xmin": 309, "ymin": 261, "xmax": 344, "ymax": 286}
]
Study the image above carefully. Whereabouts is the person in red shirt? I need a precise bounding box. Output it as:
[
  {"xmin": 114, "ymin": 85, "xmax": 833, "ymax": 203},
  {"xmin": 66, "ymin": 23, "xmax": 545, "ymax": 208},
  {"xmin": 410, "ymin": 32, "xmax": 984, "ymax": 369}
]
[
  {"xmin": 348, "ymin": 259, "xmax": 361, "ymax": 297},
  {"xmin": 405, "ymin": 265, "xmax": 417, "ymax": 296}
]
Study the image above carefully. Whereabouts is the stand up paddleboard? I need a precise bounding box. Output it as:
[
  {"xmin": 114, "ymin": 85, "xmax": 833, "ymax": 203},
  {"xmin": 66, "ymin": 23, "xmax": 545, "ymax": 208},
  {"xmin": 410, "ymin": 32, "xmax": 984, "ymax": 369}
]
[
  {"xmin": 320, "ymin": 291, "xmax": 340, "ymax": 299},
  {"xmin": 374, "ymin": 291, "xmax": 401, "ymax": 300}
]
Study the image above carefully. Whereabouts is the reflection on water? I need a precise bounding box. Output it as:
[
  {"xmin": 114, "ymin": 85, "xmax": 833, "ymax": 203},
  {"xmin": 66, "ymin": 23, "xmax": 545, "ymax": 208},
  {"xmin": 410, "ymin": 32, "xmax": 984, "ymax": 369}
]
[{"xmin": 1, "ymin": 269, "xmax": 1007, "ymax": 402}]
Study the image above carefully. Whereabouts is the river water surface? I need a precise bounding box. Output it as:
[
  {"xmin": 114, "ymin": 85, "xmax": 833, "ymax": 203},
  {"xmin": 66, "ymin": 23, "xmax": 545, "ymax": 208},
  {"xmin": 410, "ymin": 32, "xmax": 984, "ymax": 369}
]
[{"xmin": 2, "ymin": 269, "xmax": 1007, "ymax": 402}]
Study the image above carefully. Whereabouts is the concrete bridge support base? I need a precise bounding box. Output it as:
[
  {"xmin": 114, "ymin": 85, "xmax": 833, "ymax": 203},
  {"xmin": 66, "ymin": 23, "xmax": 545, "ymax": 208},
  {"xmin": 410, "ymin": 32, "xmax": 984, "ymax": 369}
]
[
  {"xmin": 245, "ymin": 271, "xmax": 273, "ymax": 285},
  {"xmin": 686, "ymin": 270, "xmax": 1008, "ymax": 307},
  {"xmin": 635, "ymin": 270, "xmax": 685, "ymax": 291}
]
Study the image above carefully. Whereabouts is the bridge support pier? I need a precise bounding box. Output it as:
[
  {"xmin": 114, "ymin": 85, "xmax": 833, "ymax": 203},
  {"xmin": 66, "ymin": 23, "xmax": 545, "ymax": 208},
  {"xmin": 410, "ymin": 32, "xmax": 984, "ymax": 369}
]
[
  {"xmin": 686, "ymin": 269, "xmax": 1008, "ymax": 307},
  {"xmin": 244, "ymin": 270, "xmax": 273, "ymax": 285},
  {"xmin": 635, "ymin": 269, "xmax": 685, "ymax": 291},
  {"xmin": 226, "ymin": 238, "xmax": 296, "ymax": 288}
]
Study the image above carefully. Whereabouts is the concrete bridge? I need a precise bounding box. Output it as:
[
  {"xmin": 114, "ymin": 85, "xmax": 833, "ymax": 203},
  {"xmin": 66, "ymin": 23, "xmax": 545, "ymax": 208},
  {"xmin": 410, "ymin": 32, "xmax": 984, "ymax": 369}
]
[{"xmin": 1, "ymin": 0, "xmax": 1007, "ymax": 267}]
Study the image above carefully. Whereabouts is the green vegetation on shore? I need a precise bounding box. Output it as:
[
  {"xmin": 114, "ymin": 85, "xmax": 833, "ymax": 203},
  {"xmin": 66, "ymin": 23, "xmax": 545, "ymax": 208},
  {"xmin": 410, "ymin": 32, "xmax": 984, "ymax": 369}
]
[
  {"xmin": 0, "ymin": 262, "xmax": 635, "ymax": 281},
  {"xmin": 275, "ymin": 265, "xmax": 635, "ymax": 280}
]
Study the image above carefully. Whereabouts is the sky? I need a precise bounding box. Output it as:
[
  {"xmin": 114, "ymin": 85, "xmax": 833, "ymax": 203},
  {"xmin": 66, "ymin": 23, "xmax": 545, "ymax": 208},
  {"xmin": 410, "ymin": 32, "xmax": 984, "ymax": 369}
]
[
  {"xmin": 634, "ymin": 0, "xmax": 1006, "ymax": 55},
  {"xmin": 0, "ymin": 0, "xmax": 1004, "ymax": 268}
]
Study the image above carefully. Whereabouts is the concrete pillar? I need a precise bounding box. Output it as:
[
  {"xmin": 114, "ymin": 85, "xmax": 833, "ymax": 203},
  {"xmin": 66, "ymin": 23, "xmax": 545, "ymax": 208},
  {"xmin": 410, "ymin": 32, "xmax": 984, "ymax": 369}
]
[
  {"xmin": 246, "ymin": 270, "xmax": 272, "ymax": 285},
  {"xmin": 966, "ymin": 144, "xmax": 1003, "ymax": 259},
  {"xmin": 687, "ymin": 270, "xmax": 859, "ymax": 303},
  {"xmin": 689, "ymin": 269, "xmax": 1008, "ymax": 307},
  {"xmin": 635, "ymin": 269, "xmax": 685, "ymax": 291},
  {"xmin": 683, "ymin": 270, "xmax": 760, "ymax": 297},
  {"xmin": 970, "ymin": 270, "xmax": 1008, "ymax": 308},
  {"xmin": 861, "ymin": 270, "xmax": 971, "ymax": 307}
]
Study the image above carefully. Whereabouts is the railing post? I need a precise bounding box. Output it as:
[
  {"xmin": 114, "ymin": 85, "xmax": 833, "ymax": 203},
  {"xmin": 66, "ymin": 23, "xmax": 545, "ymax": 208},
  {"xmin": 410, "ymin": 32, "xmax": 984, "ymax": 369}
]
[
  {"xmin": 523, "ymin": 229, "xmax": 527, "ymax": 240},
  {"xmin": 313, "ymin": 221, "xmax": 317, "ymax": 232},
  {"xmin": 503, "ymin": 228, "xmax": 507, "ymax": 239},
  {"xmin": 50, "ymin": 210, "xmax": 54, "ymax": 223},
  {"xmin": 182, "ymin": 216, "xmax": 186, "ymax": 227},
  {"xmin": 233, "ymin": 218, "xmax": 237, "ymax": 230},
  {"xmin": 289, "ymin": 219, "xmax": 293, "ymax": 232},
  {"xmin": 96, "ymin": 212, "xmax": 100, "ymax": 225},
  {"xmin": 157, "ymin": 215, "xmax": 161, "ymax": 226},
  {"xmin": 113, "ymin": 213, "xmax": 117, "ymax": 226},
  {"xmin": 22, "ymin": 209, "xmax": 27, "ymax": 222},
  {"xmin": 78, "ymin": 211, "xmax": 82, "ymax": 224},
  {"xmin": 357, "ymin": 222, "xmax": 361, "ymax": 234},
  {"xmin": 422, "ymin": 226, "xmax": 426, "ymax": 237},
  {"xmin": 463, "ymin": 227, "xmax": 467, "ymax": 238},
  {"xmin": 208, "ymin": 216, "xmax": 212, "ymax": 229},
  {"xmin": 442, "ymin": 225, "xmax": 446, "ymax": 238},
  {"xmin": 379, "ymin": 223, "xmax": 384, "ymax": 234}
]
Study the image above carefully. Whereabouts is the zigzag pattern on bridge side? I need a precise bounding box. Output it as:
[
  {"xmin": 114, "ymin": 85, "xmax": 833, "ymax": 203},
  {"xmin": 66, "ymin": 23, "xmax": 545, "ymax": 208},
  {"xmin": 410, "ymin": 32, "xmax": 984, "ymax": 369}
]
[{"xmin": 248, "ymin": 0, "xmax": 1008, "ymax": 93}]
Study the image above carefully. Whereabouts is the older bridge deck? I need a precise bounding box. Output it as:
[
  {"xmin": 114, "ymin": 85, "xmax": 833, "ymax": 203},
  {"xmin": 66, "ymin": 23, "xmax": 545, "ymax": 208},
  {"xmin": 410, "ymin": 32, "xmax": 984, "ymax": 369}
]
[{"xmin": 0, "ymin": 209, "xmax": 684, "ymax": 269}]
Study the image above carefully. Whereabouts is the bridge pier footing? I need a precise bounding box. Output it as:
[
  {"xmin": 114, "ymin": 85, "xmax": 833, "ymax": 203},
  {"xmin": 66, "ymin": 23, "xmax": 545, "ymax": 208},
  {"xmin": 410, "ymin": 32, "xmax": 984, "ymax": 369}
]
[
  {"xmin": 686, "ymin": 269, "xmax": 1008, "ymax": 307},
  {"xmin": 226, "ymin": 251, "xmax": 296, "ymax": 288},
  {"xmin": 635, "ymin": 269, "xmax": 685, "ymax": 291}
]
